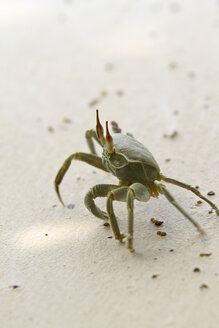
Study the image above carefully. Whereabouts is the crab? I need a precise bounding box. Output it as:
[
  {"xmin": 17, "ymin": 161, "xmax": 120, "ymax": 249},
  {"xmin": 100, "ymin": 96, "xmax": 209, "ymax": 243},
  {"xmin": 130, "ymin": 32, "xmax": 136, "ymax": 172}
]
[{"xmin": 54, "ymin": 110, "xmax": 219, "ymax": 252}]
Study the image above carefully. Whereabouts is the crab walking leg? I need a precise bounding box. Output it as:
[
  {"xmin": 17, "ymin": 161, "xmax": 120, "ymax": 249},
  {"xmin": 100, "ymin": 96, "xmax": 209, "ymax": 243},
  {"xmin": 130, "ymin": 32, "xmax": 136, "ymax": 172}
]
[
  {"xmin": 107, "ymin": 184, "xmax": 150, "ymax": 251},
  {"xmin": 160, "ymin": 175, "xmax": 219, "ymax": 215},
  {"xmin": 127, "ymin": 189, "xmax": 134, "ymax": 252},
  {"xmin": 54, "ymin": 152, "xmax": 108, "ymax": 206},
  {"xmin": 85, "ymin": 184, "xmax": 118, "ymax": 220},
  {"xmin": 85, "ymin": 129, "xmax": 102, "ymax": 155},
  {"xmin": 156, "ymin": 182, "xmax": 204, "ymax": 234},
  {"xmin": 107, "ymin": 187, "xmax": 128, "ymax": 241},
  {"xmin": 127, "ymin": 184, "xmax": 151, "ymax": 252}
]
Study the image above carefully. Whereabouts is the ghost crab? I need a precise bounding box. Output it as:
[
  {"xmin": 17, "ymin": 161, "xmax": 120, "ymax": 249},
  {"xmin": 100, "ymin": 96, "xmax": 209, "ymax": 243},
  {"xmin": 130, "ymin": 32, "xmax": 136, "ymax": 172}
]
[{"xmin": 54, "ymin": 110, "xmax": 219, "ymax": 252}]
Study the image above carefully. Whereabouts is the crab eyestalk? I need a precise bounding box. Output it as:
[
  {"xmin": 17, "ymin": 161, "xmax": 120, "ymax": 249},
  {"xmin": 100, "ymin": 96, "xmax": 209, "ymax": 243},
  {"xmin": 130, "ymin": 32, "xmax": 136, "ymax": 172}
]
[
  {"xmin": 106, "ymin": 121, "xmax": 114, "ymax": 153},
  {"xmin": 96, "ymin": 109, "xmax": 105, "ymax": 146}
]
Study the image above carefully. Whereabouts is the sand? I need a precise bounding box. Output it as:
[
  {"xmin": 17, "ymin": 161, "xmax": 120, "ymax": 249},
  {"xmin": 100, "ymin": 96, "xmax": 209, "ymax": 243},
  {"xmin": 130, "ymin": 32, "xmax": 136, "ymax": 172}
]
[{"xmin": 1, "ymin": 1, "xmax": 219, "ymax": 327}]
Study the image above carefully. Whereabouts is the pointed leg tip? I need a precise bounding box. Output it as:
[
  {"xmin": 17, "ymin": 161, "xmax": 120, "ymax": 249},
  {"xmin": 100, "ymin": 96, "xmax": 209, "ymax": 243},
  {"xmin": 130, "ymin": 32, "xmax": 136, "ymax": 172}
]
[
  {"xmin": 58, "ymin": 196, "xmax": 65, "ymax": 207},
  {"xmin": 57, "ymin": 197, "xmax": 64, "ymax": 207},
  {"xmin": 200, "ymin": 230, "xmax": 208, "ymax": 241},
  {"xmin": 126, "ymin": 235, "xmax": 134, "ymax": 252},
  {"xmin": 54, "ymin": 183, "xmax": 65, "ymax": 207},
  {"xmin": 198, "ymin": 225, "xmax": 206, "ymax": 236}
]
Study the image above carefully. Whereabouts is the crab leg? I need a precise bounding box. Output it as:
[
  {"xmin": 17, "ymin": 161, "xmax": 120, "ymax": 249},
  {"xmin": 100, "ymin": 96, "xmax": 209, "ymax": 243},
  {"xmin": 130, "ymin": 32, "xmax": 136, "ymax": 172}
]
[
  {"xmin": 107, "ymin": 183, "xmax": 150, "ymax": 252},
  {"xmin": 84, "ymin": 184, "xmax": 118, "ymax": 220},
  {"xmin": 85, "ymin": 129, "xmax": 102, "ymax": 155},
  {"xmin": 54, "ymin": 152, "xmax": 108, "ymax": 206},
  {"xmin": 127, "ymin": 184, "xmax": 151, "ymax": 252},
  {"xmin": 160, "ymin": 175, "xmax": 219, "ymax": 215},
  {"xmin": 106, "ymin": 187, "xmax": 128, "ymax": 241},
  {"xmin": 156, "ymin": 182, "xmax": 204, "ymax": 234},
  {"xmin": 127, "ymin": 189, "xmax": 134, "ymax": 251}
]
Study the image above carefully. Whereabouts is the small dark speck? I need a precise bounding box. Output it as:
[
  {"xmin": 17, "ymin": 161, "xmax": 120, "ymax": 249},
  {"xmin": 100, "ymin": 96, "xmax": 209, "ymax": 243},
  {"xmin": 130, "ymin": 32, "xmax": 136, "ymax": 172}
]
[
  {"xmin": 92, "ymin": 170, "xmax": 97, "ymax": 174},
  {"xmin": 200, "ymin": 284, "xmax": 208, "ymax": 289},
  {"xmin": 193, "ymin": 267, "xmax": 201, "ymax": 273},
  {"xmin": 52, "ymin": 204, "xmax": 57, "ymax": 208},
  {"xmin": 45, "ymin": 234, "xmax": 48, "ymax": 236},
  {"xmin": 157, "ymin": 231, "xmax": 167, "ymax": 237},
  {"xmin": 67, "ymin": 203, "xmax": 75, "ymax": 209},
  {"xmin": 187, "ymin": 72, "xmax": 196, "ymax": 79},
  {"xmin": 151, "ymin": 218, "xmax": 164, "ymax": 226},
  {"xmin": 105, "ymin": 63, "xmax": 114, "ymax": 71},
  {"xmin": 173, "ymin": 109, "xmax": 179, "ymax": 115},
  {"xmin": 100, "ymin": 90, "xmax": 108, "ymax": 97},
  {"xmin": 48, "ymin": 126, "xmax": 54, "ymax": 133},
  {"xmin": 169, "ymin": 249, "xmax": 174, "ymax": 252},
  {"xmin": 209, "ymin": 210, "xmax": 213, "ymax": 214},
  {"xmin": 195, "ymin": 186, "xmax": 199, "ymax": 189},
  {"xmin": 200, "ymin": 253, "xmax": 212, "ymax": 257},
  {"xmin": 152, "ymin": 274, "xmax": 159, "ymax": 279},
  {"xmin": 116, "ymin": 89, "xmax": 124, "ymax": 96},
  {"xmin": 165, "ymin": 158, "xmax": 171, "ymax": 163},
  {"xmin": 89, "ymin": 98, "xmax": 99, "ymax": 107},
  {"xmin": 104, "ymin": 222, "xmax": 110, "ymax": 227},
  {"xmin": 9, "ymin": 285, "xmax": 20, "ymax": 289},
  {"xmin": 107, "ymin": 236, "xmax": 113, "ymax": 239},
  {"xmin": 168, "ymin": 61, "xmax": 178, "ymax": 70},
  {"xmin": 196, "ymin": 200, "xmax": 202, "ymax": 206},
  {"xmin": 169, "ymin": 130, "xmax": 178, "ymax": 138},
  {"xmin": 163, "ymin": 130, "xmax": 178, "ymax": 139},
  {"xmin": 62, "ymin": 117, "xmax": 72, "ymax": 124},
  {"xmin": 207, "ymin": 191, "xmax": 215, "ymax": 196}
]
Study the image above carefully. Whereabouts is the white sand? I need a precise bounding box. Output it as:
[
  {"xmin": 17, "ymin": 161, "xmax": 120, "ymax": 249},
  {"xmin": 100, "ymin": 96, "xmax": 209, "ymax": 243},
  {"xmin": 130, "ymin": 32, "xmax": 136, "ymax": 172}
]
[{"xmin": 1, "ymin": 1, "xmax": 219, "ymax": 327}]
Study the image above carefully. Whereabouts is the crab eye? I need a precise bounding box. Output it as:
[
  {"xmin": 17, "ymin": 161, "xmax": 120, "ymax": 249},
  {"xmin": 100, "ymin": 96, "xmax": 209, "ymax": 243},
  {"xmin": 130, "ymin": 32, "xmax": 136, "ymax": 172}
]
[{"xmin": 110, "ymin": 153, "xmax": 127, "ymax": 168}]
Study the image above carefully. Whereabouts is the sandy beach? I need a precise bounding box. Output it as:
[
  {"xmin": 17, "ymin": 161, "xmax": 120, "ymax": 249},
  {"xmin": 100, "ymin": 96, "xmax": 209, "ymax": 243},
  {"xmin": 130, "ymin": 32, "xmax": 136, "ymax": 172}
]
[{"xmin": 1, "ymin": 1, "xmax": 219, "ymax": 327}]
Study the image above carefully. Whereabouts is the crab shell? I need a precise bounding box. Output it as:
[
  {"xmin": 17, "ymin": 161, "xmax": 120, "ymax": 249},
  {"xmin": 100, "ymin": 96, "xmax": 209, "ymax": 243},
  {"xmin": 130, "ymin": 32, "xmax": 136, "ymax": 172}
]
[{"xmin": 102, "ymin": 133, "xmax": 160, "ymax": 185}]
